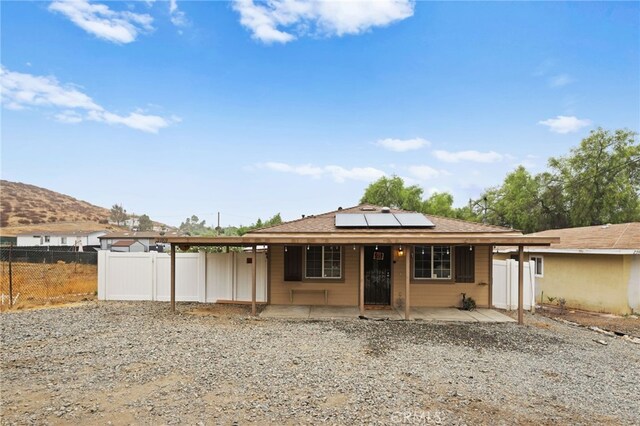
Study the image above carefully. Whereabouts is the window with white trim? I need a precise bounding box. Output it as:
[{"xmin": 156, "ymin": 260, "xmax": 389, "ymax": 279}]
[
  {"xmin": 44, "ymin": 236, "xmax": 50, "ymax": 243},
  {"xmin": 414, "ymin": 245, "xmax": 452, "ymax": 279},
  {"xmin": 305, "ymin": 245, "xmax": 341, "ymax": 279},
  {"xmin": 530, "ymin": 256, "xmax": 543, "ymax": 277},
  {"xmin": 61, "ymin": 237, "xmax": 67, "ymax": 244}
]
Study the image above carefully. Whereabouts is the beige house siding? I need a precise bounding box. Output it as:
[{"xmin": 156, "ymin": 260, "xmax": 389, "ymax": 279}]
[
  {"xmin": 269, "ymin": 244, "xmax": 491, "ymax": 308},
  {"xmin": 269, "ymin": 245, "xmax": 359, "ymax": 306},
  {"xmin": 537, "ymin": 253, "xmax": 634, "ymax": 315}
]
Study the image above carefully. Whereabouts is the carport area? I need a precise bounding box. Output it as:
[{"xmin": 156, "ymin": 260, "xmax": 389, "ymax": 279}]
[{"xmin": 260, "ymin": 305, "xmax": 515, "ymax": 322}]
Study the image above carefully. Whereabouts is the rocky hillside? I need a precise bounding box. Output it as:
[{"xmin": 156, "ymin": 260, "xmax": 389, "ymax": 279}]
[{"xmin": 0, "ymin": 180, "xmax": 111, "ymax": 228}]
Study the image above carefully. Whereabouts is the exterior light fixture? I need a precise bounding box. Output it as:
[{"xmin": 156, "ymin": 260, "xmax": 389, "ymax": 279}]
[
  {"xmin": 284, "ymin": 246, "xmax": 288, "ymax": 252},
  {"xmin": 398, "ymin": 246, "xmax": 404, "ymax": 256}
]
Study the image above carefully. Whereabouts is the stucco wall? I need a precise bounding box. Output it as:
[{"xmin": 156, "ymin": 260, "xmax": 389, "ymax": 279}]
[
  {"xmin": 269, "ymin": 244, "xmax": 491, "ymax": 308},
  {"xmin": 537, "ymin": 253, "xmax": 635, "ymax": 315}
]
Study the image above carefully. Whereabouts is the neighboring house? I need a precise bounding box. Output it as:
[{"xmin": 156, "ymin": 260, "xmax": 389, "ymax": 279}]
[
  {"xmin": 100, "ymin": 231, "xmax": 181, "ymax": 252},
  {"xmin": 110, "ymin": 240, "xmax": 146, "ymax": 253},
  {"xmin": 165, "ymin": 204, "xmax": 556, "ymax": 319},
  {"xmin": 16, "ymin": 230, "xmax": 107, "ymax": 248},
  {"xmin": 496, "ymin": 223, "xmax": 640, "ymax": 315}
]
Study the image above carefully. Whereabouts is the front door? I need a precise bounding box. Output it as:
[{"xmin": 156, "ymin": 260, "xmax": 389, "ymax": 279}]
[{"xmin": 364, "ymin": 245, "xmax": 392, "ymax": 305}]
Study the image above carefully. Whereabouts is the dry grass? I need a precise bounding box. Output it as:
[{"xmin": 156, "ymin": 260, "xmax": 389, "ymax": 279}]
[{"xmin": 0, "ymin": 261, "xmax": 97, "ymax": 310}]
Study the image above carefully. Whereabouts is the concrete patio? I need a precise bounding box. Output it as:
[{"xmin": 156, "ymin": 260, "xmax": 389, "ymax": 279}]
[{"xmin": 260, "ymin": 305, "xmax": 515, "ymax": 322}]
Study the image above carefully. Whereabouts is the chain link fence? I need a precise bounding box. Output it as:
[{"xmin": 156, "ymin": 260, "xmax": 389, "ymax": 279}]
[{"xmin": 0, "ymin": 245, "xmax": 97, "ymax": 310}]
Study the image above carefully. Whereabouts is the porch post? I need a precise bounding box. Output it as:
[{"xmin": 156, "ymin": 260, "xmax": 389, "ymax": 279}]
[
  {"xmin": 405, "ymin": 245, "xmax": 410, "ymax": 320},
  {"xmin": 359, "ymin": 245, "xmax": 365, "ymax": 316},
  {"xmin": 488, "ymin": 245, "xmax": 494, "ymax": 308},
  {"xmin": 170, "ymin": 243, "xmax": 176, "ymax": 313},
  {"xmin": 518, "ymin": 245, "xmax": 524, "ymax": 325},
  {"xmin": 251, "ymin": 245, "xmax": 257, "ymax": 316}
]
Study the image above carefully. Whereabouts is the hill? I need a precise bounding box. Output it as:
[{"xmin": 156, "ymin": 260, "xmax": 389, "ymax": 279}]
[{"xmin": 1, "ymin": 180, "xmax": 111, "ymax": 229}]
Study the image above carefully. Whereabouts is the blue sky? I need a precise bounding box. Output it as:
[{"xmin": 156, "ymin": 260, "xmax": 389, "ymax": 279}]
[{"xmin": 1, "ymin": 0, "xmax": 639, "ymax": 227}]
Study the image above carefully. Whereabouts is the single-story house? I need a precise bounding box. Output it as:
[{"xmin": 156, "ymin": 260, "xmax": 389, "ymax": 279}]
[
  {"xmin": 99, "ymin": 231, "xmax": 181, "ymax": 252},
  {"xmin": 496, "ymin": 223, "xmax": 640, "ymax": 315},
  {"xmin": 110, "ymin": 240, "xmax": 146, "ymax": 253},
  {"xmin": 163, "ymin": 205, "xmax": 557, "ymax": 323},
  {"xmin": 16, "ymin": 230, "xmax": 107, "ymax": 248}
]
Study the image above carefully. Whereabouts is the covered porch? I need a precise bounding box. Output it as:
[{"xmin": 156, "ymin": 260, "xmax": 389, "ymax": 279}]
[{"xmin": 162, "ymin": 234, "xmax": 558, "ymax": 325}]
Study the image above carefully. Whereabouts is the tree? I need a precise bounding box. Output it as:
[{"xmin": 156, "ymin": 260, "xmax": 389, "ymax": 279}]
[
  {"xmin": 138, "ymin": 214, "xmax": 153, "ymax": 231},
  {"xmin": 179, "ymin": 215, "xmax": 208, "ymax": 236},
  {"xmin": 548, "ymin": 128, "xmax": 640, "ymax": 226},
  {"xmin": 480, "ymin": 166, "xmax": 542, "ymax": 232},
  {"xmin": 110, "ymin": 204, "xmax": 128, "ymax": 226},
  {"xmin": 360, "ymin": 176, "xmax": 424, "ymax": 211},
  {"xmin": 422, "ymin": 192, "xmax": 455, "ymax": 217},
  {"xmin": 237, "ymin": 213, "xmax": 283, "ymax": 236}
]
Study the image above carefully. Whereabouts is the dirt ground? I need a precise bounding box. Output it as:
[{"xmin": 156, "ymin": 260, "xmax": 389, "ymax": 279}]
[
  {"xmin": 533, "ymin": 305, "xmax": 640, "ymax": 337},
  {"xmin": 1, "ymin": 302, "xmax": 639, "ymax": 425}
]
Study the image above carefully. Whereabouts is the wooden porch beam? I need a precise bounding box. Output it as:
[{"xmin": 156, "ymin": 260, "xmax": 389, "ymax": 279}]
[
  {"xmin": 488, "ymin": 245, "xmax": 493, "ymax": 308},
  {"xmin": 518, "ymin": 245, "xmax": 524, "ymax": 325},
  {"xmin": 405, "ymin": 246, "xmax": 410, "ymax": 320},
  {"xmin": 170, "ymin": 243, "xmax": 176, "ymax": 313},
  {"xmin": 359, "ymin": 245, "xmax": 364, "ymax": 316},
  {"xmin": 251, "ymin": 245, "xmax": 257, "ymax": 316}
]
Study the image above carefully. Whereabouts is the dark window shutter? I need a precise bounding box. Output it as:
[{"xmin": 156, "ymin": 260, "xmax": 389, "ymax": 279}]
[
  {"xmin": 455, "ymin": 246, "xmax": 475, "ymax": 283},
  {"xmin": 284, "ymin": 246, "xmax": 302, "ymax": 281}
]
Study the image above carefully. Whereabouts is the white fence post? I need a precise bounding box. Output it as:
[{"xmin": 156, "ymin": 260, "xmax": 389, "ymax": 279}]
[
  {"xmin": 198, "ymin": 251, "xmax": 206, "ymax": 303},
  {"xmin": 97, "ymin": 250, "xmax": 107, "ymax": 300}
]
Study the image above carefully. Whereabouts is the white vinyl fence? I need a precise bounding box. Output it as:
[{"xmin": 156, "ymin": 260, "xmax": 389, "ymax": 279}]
[
  {"xmin": 98, "ymin": 251, "xmax": 267, "ymax": 303},
  {"xmin": 492, "ymin": 259, "xmax": 536, "ymax": 310}
]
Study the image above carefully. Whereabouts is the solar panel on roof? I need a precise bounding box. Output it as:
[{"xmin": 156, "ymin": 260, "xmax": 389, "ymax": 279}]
[
  {"xmin": 335, "ymin": 213, "xmax": 368, "ymax": 227},
  {"xmin": 364, "ymin": 213, "xmax": 401, "ymax": 227},
  {"xmin": 393, "ymin": 213, "xmax": 435, "ymax": 228}
]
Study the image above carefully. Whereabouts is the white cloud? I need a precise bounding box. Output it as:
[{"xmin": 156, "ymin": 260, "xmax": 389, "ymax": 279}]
[
  {"xmin": 433, "ymin": 150, "xmax": 504, "ymax": 163},
  {"xmin": 264, "ymin": 162, "xmax": 325, "ymax": 177},
  {"xmin": 325, "ymin": 165, "xmax": 386, "ymax": 183},
  {"xmin": 549, "ymin": 73, "xmax": 573, "ymax": 88},
  {"xmin": 376, "ymin": 137, "xmax": 429, "ymax": 152},
  {"xmin": 87, "ymin": 110, "xmax": 174, "ymax": 134},
  {"xmin": 408, "ymin": 165, "xmax": 440, "ymax": 180},
  {"xmin": 49, "ymin": 0, "xmax": 153, "ymax": 44},
  {"xmin": 538, "ymin": 115, "xmax": 591, "ymax": 134},
  {"xmin": 54, "ymin": 110, "xmax": 83, "ymax": 124},
  {"xmin": 232, "ymin": 0, "xmax": 414, "ymax": 44},
  {"xmin": 262, "ymin": 162, "xmax": 385, "ymax": 183},
  {"xmin": 1, "ymin": 66, "xmax": 174, "ymax": 133},
  {"xmin": 169, "ymin": 0, "xmax": 188, "ymax": 27}
]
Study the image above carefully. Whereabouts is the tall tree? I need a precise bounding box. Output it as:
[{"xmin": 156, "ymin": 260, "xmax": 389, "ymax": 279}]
[
  {"xmin": 109, "ymin": 204, "xmax": 128, "ymax": 226},
  {"xmin": 548, "ymin": 128, "xmax": 640, "ymax": 226},
  {"xmin": 138, "ymin": 214, "xmax": 153, "ymax": 231},
  {"xmin": 480, "ymin": 166, "xmax": 542, "ymax": 232},
  {"xmin": 422, "ymin": 192, "xmax": 455, "ymax": 217},
  {"xmin": 360, "ymin": 176, "xmax": 424, "ymax": 211}
]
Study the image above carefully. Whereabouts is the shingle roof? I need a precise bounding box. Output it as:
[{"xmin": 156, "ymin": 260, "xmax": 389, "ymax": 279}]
[
  {"xmin": 100, "ymin": 231, "xmax": 181, "ymax": 239},
  {"xmin": 110, "ymin": 240, "xmax": 138, "ymax": 247},
  {"xmin": 248, "ymin": 204, "xmax": 515, "ymax": 235},
  {"xmin": 526, "ymin": 223, "xmax": 640, "ymax": 250}
]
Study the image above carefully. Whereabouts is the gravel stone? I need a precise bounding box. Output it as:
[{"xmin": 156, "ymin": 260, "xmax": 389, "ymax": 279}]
[{"xmin": 1, "ymin": 301, "xmax": 639, "ymax": 425}]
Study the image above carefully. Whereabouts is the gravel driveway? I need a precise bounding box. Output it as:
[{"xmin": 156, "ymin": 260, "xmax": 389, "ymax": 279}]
[{"xmin": 1, "ymin": 302, "xmax": 638, "ymax": 425}]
